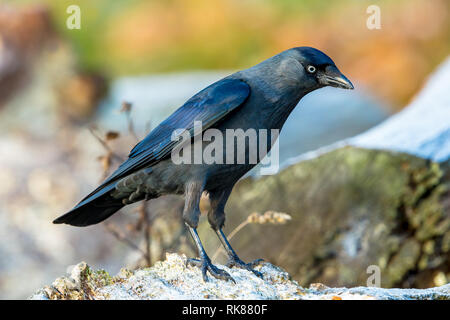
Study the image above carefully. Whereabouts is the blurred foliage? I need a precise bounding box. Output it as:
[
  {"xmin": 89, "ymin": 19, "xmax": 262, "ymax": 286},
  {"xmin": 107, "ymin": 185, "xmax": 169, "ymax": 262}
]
[{"xmin": 6, "ymin": 0, "xmax": 450, "ymax": 108}]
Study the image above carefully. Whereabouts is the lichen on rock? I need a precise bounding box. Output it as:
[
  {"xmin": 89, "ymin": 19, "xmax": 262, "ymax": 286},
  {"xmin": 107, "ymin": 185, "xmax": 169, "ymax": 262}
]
[
  {"xmin": 30, "ymin": 253, "xmax": 450, "ymax": 300},
  {"xmin": 30, "ymin": 261, "xmax": 121, "ymax": 300}
]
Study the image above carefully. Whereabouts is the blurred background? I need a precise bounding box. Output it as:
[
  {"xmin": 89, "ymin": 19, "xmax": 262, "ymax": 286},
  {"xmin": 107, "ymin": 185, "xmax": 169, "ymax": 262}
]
[{"xmin": 0, "ymin": 0, "xmax": 449, "ymax": 299}]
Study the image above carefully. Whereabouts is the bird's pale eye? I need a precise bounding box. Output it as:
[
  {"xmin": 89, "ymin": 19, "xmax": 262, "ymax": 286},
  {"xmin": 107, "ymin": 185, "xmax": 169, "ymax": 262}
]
[{"xmin": 307, "ymin": 65, "xmax": 316, "ymax": 73}]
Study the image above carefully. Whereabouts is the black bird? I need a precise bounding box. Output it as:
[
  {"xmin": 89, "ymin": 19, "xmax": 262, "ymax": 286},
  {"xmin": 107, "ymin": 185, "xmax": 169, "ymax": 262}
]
[{"xmin": 54, "ymin": 47, "xmax": 353, "ymax": 282}]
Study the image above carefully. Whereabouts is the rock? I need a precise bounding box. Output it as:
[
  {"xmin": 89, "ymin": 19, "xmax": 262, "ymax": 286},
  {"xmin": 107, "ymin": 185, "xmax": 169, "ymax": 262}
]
[
  {"xmin": 219, "ymin": 148, "xmax": 449, "ymax": 289},
  {"xmin": 30, "ymin": 253, "xmax": 450, "ymax": 300}
]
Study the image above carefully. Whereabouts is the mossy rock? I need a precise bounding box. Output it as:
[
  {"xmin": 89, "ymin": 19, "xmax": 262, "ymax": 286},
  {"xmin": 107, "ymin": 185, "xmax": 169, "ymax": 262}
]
[{"xmin": 201, "ymin": 147, "xmax": 450, "ymax": 288}]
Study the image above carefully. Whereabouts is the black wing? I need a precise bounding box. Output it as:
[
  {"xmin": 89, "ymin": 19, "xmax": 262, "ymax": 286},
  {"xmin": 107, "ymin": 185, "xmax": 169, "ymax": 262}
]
[
  {"xmin": 76, "ymin": 78, "xmax": 250, "ymax": 207},
  {"xmin": 107, "ymin": 78, "xmax": 249, "ymax": 183},
  {"xmin": 53, "ymin": 78, "xmax": 250, "ymax": 226}
]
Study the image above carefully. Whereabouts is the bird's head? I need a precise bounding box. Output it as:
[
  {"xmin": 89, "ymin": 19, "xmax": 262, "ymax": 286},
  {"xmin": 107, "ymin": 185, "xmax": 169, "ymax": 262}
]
[{"xmin": 279, "ymin": 47, "xmax": 354, "ymax": 92}]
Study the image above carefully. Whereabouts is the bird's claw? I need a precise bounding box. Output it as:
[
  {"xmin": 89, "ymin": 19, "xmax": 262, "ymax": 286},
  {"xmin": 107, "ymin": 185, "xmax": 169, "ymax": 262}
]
[
  {"xmin": 226, "ymin": 257, "xmax": 264, "ymax": 278},
  {"xmin": 186, "ymin": 257, "xmax": 235, "ymax": 283}
]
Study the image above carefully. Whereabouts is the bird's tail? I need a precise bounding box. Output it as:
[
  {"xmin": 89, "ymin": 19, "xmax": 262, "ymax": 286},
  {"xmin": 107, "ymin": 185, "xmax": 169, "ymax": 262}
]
[{"xmin": 53, "ymin": 183, "xmax": 124, "ymax": 227}]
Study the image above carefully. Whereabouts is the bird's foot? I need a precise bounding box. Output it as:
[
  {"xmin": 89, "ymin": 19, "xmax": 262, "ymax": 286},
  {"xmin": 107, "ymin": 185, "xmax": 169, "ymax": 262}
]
[
  {"xmin": 226, "ymin": 256, "xmax": 264, "ymax": 278},
  {"xmin": 187, "ymin": 256, "xmax": 235, "ymax": 283}
]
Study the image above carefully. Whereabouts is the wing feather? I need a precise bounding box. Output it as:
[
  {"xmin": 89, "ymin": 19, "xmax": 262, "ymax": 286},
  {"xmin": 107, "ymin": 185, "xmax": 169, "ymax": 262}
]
[{"xmin": 77, "ymin": 78, "xmax": 250, "ymax": 205}]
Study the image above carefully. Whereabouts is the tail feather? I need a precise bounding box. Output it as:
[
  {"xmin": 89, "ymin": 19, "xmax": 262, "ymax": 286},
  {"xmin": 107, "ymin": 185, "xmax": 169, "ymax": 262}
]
[{"xmin": 53, "ymin": 183, "xmax": 124, "ymax": 227}]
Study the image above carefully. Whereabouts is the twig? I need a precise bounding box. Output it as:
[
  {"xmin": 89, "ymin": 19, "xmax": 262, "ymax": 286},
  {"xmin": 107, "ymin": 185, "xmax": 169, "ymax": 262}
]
[
  {"xmin": 212, "ymin": 211, "xmax": 292, "ymax": 262},
  {"xmin": 123, "ymin": 101, "xmax": 152, "ymax": 267},
  {"xmin": 88, "ymin": 127, "xmax": 124, "ymax": 162},
  {"xmin": 104, "ymin": 223, "xmax": 149, "ymax": 262},
  {"xmin": 121, "ymin": 101, "xmax": 139, "ymax": 141},
  {"xmin": 139, "ymin": 201, "xmax": 152, "ymax": 266}
]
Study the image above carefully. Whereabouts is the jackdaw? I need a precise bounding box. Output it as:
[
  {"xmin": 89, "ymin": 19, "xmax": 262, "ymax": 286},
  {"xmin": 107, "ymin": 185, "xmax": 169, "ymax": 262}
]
[{"xmin": 54, "ymin": 47, "xmax": 354, "ymax": 282}]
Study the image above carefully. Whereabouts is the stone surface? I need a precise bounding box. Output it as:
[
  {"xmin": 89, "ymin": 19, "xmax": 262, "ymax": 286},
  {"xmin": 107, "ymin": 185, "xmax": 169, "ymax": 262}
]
[
  {"xmin": 30, "ymin": 253, "xmax": 450, "ymax": 300},
  {"xmin": 218, "ymin": 148, "xmax": 449, "ymax": 289}
]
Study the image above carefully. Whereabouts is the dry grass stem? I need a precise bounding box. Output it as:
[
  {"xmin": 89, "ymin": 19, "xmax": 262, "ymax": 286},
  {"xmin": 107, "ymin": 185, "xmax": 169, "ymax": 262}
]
[{"xmin": 212, "ymin": 211, "xmax": 291, "ymax": 261}]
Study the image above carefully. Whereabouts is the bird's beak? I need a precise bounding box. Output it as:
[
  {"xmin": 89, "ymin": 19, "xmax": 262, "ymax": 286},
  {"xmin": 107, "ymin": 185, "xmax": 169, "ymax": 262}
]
[{"xmin": 319, "ymin": 66, "xmax": 354, "ymax": 90}]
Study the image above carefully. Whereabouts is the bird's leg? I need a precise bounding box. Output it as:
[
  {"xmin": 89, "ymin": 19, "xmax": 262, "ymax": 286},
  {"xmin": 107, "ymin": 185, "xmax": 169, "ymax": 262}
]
[
  {"xmin": 215, "ymin": 229, "xmax": 264, "ymax": 278},
  {"xmin": 207, "ymin": 188, "xmax": 264, "ymax": 278},
  {"xmin": 183, "ymin": 180, "xmax": 234, "ymax": 282},
  {"xmin": 186, "ymin": 225, "xmax": 235, "ymax": 283}
]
